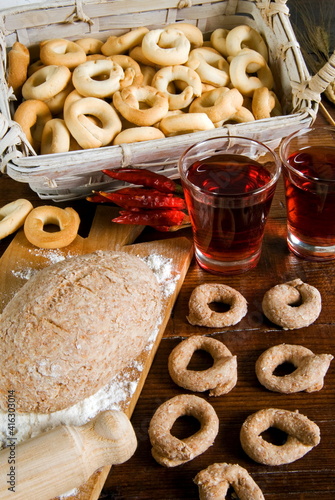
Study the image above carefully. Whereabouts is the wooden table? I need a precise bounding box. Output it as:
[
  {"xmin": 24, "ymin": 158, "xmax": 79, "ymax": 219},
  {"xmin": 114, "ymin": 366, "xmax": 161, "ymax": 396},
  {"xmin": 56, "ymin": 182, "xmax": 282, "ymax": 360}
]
[{"xmin": 1, "ymin": 101, "xmax": 335, "ymax": 499}]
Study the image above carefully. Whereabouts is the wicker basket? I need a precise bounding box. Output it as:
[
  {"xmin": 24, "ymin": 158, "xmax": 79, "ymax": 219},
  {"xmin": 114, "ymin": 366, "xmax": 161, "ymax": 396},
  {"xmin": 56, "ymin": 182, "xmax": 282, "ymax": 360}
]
[{"xmin": 1, "ymin": 0, "xmax": 334, "ymax": 201}]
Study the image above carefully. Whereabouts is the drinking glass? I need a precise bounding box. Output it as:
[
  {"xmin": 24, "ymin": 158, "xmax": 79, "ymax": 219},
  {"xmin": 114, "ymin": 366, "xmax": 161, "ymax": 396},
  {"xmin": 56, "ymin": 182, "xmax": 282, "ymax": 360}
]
[
  {"xmin": 178, "ymin": 135, "xmax": 281, "ymax": 274},
  {"xmin": 279, "ymin": 126, "xmax": 335, "ymax": 261}
]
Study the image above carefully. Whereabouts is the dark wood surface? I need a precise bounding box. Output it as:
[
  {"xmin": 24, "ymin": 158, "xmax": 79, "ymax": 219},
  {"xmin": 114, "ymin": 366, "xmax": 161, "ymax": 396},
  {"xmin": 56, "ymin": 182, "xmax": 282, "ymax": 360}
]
[{"xmin": 1, "ymin": 101, "xmax": 335, "ymax": 500}]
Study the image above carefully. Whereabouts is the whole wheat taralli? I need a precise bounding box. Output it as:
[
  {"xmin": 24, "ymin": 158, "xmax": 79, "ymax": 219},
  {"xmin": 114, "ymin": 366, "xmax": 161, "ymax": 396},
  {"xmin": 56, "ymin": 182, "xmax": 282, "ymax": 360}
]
[{"xmin": 0, "ymin": 250, "xmax": 161, "ymax": 414}]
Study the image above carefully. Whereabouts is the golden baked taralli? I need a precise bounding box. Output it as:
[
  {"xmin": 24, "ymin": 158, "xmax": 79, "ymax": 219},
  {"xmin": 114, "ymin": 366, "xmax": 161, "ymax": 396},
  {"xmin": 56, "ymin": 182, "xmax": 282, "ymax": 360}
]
[
  {"xmin": 189, "ymin": 87, "xmax": 243, "ymax": 123},
  {"xmin": 39, "ymin": 38, "xmax": 86, "ymax": 69},
  {"xmin": 240, "ymin": 408, "xmax": 320, "ymax": 465},
  {"xmin": 22, "ymin": 64, "xmax": 72, "ymax": 101},
  {"xmin": 72, "ymin": 59, "xmax": 125, "ymax": 97},
  {"xmin": 159, "ymin": 112, "xmax": 214, "ymax": 136},
  {"xmin": 41, "ymin": 118, "xmax": 71, "ymax": 154},
  {"xmin": 255, "ymin": 344, "xmax": 333, "ymax": 393},
  {"xmin": 229, "ymin": 48, "xmax": 273, "ymax": 96},
  {"xmin": 0, "ymin": 199, "xmax": 33, "ymax": 240},
  {"xmin": 194, "ymin": 462, "xmax": 265, "ymax": 500},
  {"xmin": 24, "ymin": 205, "xmax": 80, "ymax": 249},
  {"xmin": 168, "ymin": 335, "xmax": 237, "ymax": 396},
  {"xmin": 141, "ymin": 28, "xmax": 191, "ymax": 66},
  {"xmin": 113, "ymin": 85, "xmax": 169, "ymax": 126},
  {"xmin": 6, "ymin": 41, "xmax": 30, "ymax": 97},
  {"xmin": 149, "ymin": 394, "xmax": 219, "ymax": 467},
  {"xmin": 187, "ymin": 283, "xmax": 248, "ymax": 327},
  {"xmin": 262, "ymin": 278, "xmax": 322, "ymax": 329},
  {"xmin": 13, "ymin": 99, "xmax": 52, "ymax": 152},
  {"xmin": 152, "ymin": 65, "xmax": 202, "ymax": 110}
]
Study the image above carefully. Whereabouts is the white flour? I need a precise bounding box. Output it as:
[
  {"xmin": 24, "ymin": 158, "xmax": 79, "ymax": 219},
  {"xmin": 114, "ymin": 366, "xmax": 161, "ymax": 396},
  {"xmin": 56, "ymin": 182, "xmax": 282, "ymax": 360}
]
[{"xmin": 0, "ymin": 251, "xmax": 178, "ymax": 450}]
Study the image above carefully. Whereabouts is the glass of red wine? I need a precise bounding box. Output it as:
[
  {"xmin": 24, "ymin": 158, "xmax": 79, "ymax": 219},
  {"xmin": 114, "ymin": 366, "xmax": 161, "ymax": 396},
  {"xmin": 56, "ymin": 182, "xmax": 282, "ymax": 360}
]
[
  {"xmin": 178, "ymin": 136, "xmax": 281, "ymax": 274},
  {"xmin": 280, "ymin": 126, "xmax": 335, "ymax": 261}
]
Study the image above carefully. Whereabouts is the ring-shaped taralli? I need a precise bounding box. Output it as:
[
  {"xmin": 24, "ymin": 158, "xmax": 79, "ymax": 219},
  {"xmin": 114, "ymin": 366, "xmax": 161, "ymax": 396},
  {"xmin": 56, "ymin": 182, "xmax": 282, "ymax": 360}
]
[
  {"xmin": 229, "ymin": 48, "xmax": 273, "ymax": 97},
  {"xmin": 113, "ymin": 126, "xmax": 165, "ymax": 144},
  {"xmin": 159, "ymin": 112, "xmax": 214, "ymax": 136},
  {"xmin": 113, "ymin": 85, "xmax": 169, "ymax": 126},
  {"xmin": 252, "ymin": 86, "xmax": 282, "ymax": 119},
  {"xmin": 22, "ymin": 65, "xmax": 72, "ymax": 101},
  {"xmin": 41, "ymin": 118, "xmax": 71, "ymax": 155},
  {"xmin": 108, "ymin": 55, "xmax": 144, "ymax": 87},
  {"xmin": 210, "ymin": 28, "xmax": 230, "ymax": 57},
  {"xmin": 166, "ymin": 22, "xmax": 204, "ymax": 49},
  {"xmin": 39, "ymin": 39, "xmax": 86, "ymax": 69},
  {"xmin": 152, "ymin": 65, "xmax": 202, "ymax": 110},
  {"xmin": 75, "ymin": 37, "xmax": 103, "ymax": 55},
  {"xmin": 72, "ymin": 59, "xmax": 125, "ymax": 98},
  {"xmin": 7, "ymin": 41, "xmax": 30, "ymax": 97},
  {"xmin": 101, "ymin": 27, "xmax": 149, "ymax": 56},
  {"xmin": 24, "ymin": 206, "xmax": 80, "ymax": 249},
  {"xmin": 168, "ymin": 335, "xmax": 237, "ymax": 396},
  {"xmin": 262, "ymin": 278, "xmax": 322, "ymax": 330},
  {"xmin": 13, "ymin": 99, "xmax": 52, "ymax": 152},
  {"xmin": 0, "ymin": 199, "xmax": 33, "ymax": 240},
  {"xmin": 255, "ymin": 344, "xmax": 333, "ymax": 394},
  {"xmin": 225, "ymin": 25, "xmax": 268, "ymax": 62},
  {"xmin": 189, "ymin": 87, "xmax": 243, "ymax": 123},
  {"xmin": 186, "ymin": 47, "xmax": 230, "ymax": 87},
  {"xmin": 194, "ymin": 462, "xmax": 265, "ymax": 500},
  {"xmin": 64, "ymin": 96, "xmax": 122, "ymax": 149},
  {"xmin": 148, "ymin": 394, "xmax": 219, "ymax": 467},
  {"xmin": 240, "ymin": 408, "xmax": 320, "ymax": 465},
  {"xmin": 187, "ymin": 283, "xmax": 248, "ymax": 328},
  {"xmin": 141, "ymin": 28, "xmax": 191, "ymax": 66}
]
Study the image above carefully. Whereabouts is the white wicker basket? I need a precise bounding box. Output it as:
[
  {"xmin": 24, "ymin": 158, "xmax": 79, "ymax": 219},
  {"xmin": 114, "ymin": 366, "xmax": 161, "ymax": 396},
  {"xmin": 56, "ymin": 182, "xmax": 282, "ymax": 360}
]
[{"xmin": 1, "ymin": 0, "xmax": 334, "ymax": 201}]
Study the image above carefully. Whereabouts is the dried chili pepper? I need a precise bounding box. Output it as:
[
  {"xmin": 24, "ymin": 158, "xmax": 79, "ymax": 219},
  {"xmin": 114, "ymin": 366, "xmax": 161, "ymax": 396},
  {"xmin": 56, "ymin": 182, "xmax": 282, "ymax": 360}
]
[
  {"xmin": 95, "ymin": 188, "xmax": 186, "ymax": 210},
  {"xmin": 112, "ymin": 209, "xmax": 189, "ymax": 227},
  {"xmin": 102, "ymin": 168, "xmax": 184, "ymax": 194}
]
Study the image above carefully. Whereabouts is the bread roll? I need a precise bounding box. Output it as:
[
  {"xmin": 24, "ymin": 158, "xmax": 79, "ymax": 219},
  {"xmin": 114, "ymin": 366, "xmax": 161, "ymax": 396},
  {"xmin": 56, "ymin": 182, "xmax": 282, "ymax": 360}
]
[{"xmin": 0, "ymin": 251, "xmax": 161, "ymax": 413}]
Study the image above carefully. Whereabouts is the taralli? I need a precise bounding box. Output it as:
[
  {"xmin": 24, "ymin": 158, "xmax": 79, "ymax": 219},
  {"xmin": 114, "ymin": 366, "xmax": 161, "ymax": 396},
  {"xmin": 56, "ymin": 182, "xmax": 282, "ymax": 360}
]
[
  {"xmin": 159, "ymin": 112, "xmax": 214, "ymax": 136},
  {"xmin": 22, "ymin": 64, "xmax": 72, "ymax": 101},
  {"xmin": 24, "ymin": 206, "xmax": 80, "ymax": 249},
  {"xmin": 75, "ymin": 37, "xmax": 103, "ymax": 55},
  {"xmin": 186, "ymin": 47, "xmax": 230, "ymax": 87},
  {"xmin": 108, "ymin": 55, "xmax": 144, "ymax": 87},
  {"xmin": 194, "ymin": 462, "xmax": 265, "ymax": 500},
  {"xmin": 141, "ymin": 28, "xmax": 191, "ymax": 66},
  {"xmin": 240, "ymin": 408, "xmax": 321, "ymax": 465},
  {"xmin": 72, "ymin": 59, "xmax": 125, "ymax": 98},
  {"xmin": 113, "ymin": 126, "xmax": 165, "ymax": 144},
  {"xmin": 39, "ymin": 38, "xmax": 86, "ymax": 69},
  {"xmin": 113, "ymin": 85, "xmax": 169, "ymax": 126},
  {"xmin": 210, "ymin": 28, "xmax": 230, "ymax": 57},
  {"xmin": 168, "ymin": 335, "xmax": 237, "ymax": 396},
  {"xmin": 101, "ymin": 27, "xmax": 149, "ymax": 56},
  {"xmin": 229, "ymin": 48, "xmax": 274, "ymax": 97},
  {"xmin": 189, "ymin": 87, "xmax": 243, "ymax": 123},
  {"xmin": 41, "ymin": 118, "xmax": 71, "ymax": 155},
  {"xmin": 225, "ymin": 25, "xmax": 268, "ymax": 62},
  {"xmin": 43, "ymin": 81, "xmax": 74, "ymax": 115},
  {"xmin": 64, "ymin": 96, "xmax": 122, "ymax": 149},
  {"xmin": 128, "ymin": 45, "xmax": 157, "ymax": 67},
  {"xmin": 255, "ymin": 344, "xmax": 333, "ymax": 393},
  {"xmin": 262, "ymin": 278, "xmax": 322, "ymax": 330},
  {"xmin": 187, "ymin": 283, "xmax": 248, "ymax": 328},
  {"xmin": 13, "ymin": 99, "xmax": 52, "ymax": 152},
  {"xmin": 166, "ymin": 22, "xmax": 204, "ymax": 49},
  {"xmin": 152, "ymin": 65, "xmax": 202, "ymax": 110},
  {"xmin": 252, "ymin": 86, "xmax": 282, "ymax": 119},
  {"xmin": 148, "ymin": 394, "xmax": 219, "ymax": 467},
  {"xmin": 6, "ymin": 41, "xmax": 30, "ymax": 97},
  {"xmin": 0, "ymin": 199, "xmax": 33, "ymax": 240}
]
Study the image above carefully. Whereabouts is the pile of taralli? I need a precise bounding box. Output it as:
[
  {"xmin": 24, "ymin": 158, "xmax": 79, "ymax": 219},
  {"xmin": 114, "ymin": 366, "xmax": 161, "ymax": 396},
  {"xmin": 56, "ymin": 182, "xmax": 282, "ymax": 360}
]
[
  {"xmin": 7, "ymin": 23, "xmax": 282, "ymax": 155},
  {"xmin": 147, "ymin": 281, "xmax": 333, "ymax": 499}
]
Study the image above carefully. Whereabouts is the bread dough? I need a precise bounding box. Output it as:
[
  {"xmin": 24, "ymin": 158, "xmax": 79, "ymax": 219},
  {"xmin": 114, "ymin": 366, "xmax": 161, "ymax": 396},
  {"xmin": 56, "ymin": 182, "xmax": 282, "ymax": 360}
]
[{"xmin": 0, "ymin": 250, "xmax": 161, "ymax": 413}]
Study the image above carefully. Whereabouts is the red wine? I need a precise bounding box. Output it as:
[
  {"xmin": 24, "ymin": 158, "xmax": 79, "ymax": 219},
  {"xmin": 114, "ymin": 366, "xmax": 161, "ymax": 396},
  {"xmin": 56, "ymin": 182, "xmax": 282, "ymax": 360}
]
[
  {"xmin": 184, "ymin": 154, "xmax": 275, "ymax": 270},
  {"xmin": 284, "ymin": 146, "xmax": 335, "ymax": 246}
]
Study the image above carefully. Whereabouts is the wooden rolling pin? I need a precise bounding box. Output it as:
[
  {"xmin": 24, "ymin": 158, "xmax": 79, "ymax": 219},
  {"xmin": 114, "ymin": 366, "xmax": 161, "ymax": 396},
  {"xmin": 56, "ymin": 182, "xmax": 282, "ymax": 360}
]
[{"xmin": 0, "ymin": 410, "xmax": 137, "ymax": 500}]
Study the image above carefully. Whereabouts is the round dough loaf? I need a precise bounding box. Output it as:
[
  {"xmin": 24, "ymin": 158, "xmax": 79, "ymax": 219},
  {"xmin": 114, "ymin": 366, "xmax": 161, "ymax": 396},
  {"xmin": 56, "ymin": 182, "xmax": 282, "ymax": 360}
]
[{"xmin": 0, "ymin": 250, "xmax": 161, "ymax": 413}]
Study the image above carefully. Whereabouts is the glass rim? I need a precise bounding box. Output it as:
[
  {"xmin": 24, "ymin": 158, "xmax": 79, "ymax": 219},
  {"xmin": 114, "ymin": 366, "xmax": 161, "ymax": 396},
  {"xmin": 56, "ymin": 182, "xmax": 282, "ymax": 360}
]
[
  {"xmin": 279, "ymin": 126, "xmax": 335, "ymax": 184},
  {"xmin": 178, "ymin": 135, "xmax": 281, "ymax": 198}
]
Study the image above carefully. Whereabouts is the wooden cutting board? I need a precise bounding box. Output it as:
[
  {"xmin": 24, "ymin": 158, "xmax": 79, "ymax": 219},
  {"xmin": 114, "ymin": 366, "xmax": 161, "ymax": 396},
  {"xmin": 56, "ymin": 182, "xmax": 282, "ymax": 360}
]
[{"xmin": 0, "ymin": 205, "xmax": 194, "ymax": 500}]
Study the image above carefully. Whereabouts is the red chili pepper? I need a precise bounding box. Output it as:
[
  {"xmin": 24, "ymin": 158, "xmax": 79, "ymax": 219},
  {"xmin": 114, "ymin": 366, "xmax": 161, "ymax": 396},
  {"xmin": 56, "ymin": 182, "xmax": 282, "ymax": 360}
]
[
  {"xmin": 96, "ymin": 189, "xmax": 186, "ymax": 210},
  {"xmin": 102, "ymin": 168, "xmax": 184, "ymax": 194},
  {"xmin": 86, "ymin": 193, "xmax": 110, "ymax": 203},
  {"xmin": 112, "ymin": 209, "xmax": 189, "ymax": 227}
]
